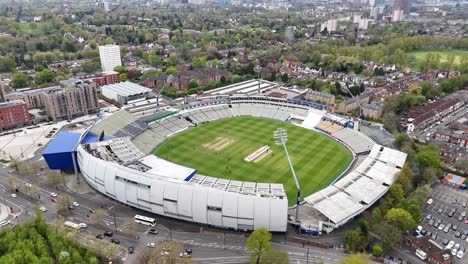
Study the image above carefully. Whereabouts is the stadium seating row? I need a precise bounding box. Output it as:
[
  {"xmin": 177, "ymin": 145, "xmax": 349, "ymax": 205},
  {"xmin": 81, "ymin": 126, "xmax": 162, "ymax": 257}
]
[{"xmin": 300, "ymin": 145, "xmax": 407, "ymax": 233}]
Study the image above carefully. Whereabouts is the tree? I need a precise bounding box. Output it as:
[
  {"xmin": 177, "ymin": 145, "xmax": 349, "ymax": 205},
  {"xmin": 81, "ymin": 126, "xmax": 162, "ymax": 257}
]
[
  {"xmin": 90, "ymin": 209, "xmax": 106, "ymax": 224},
  {"xmin": 148, "ymin": 241, "xmax": 188, "ymax": 264},
  {"xmin": 192, "ymin": 56, "xmax": 206, "ymax": 68},
  {"xmin": 372, "ymin": 245, "xmax": 383, "ymax": 257},
  {"xmin": 188, "ymin": 79, "xmax": 198, "ymax": 89},
  {"xmin": 0, "ymin": 56, "xmax": 16, "ymax": 72},
  {"xmin": 380, "ymin": 223, "xmax": 403, "ymax": 251},
  {"xmin": 165, "ymin": 66, "xmax": 177, "ymax": 75},
  {"xmin": 358, "ymin": 219, "xmax": 370, "ymax": 236},
  {"xmin": 396, "ymin": 163, "xmax": 414, "ymax": 194},
  {"xmin": 281, "ymin": 73, "xmax": 289, "ymax": 83},
  {"xmin": 262, "ymin": 249, "xmax": 288, "ymax": 264},
  {"xmin": 339, "ymin": 254, "xmax": 370, "ymax": 264},
  {"xmin": 382, "ymin": 112, "xmax": 398, "ymax": 133},
  {"xmin": 55, "ymin": 194, "xmax": 73, "ymax": 215},
  {"xmin": 81, "ymin": 61, "xmax": 100, "ymax": 74},
  {"xmin": 123, "ymin": 219, "xmax": 137, "ymax": 236},
  {"xmin": 345, "ymin": 230, "xmax": 361, "ymax": 252},
  {"xmin": 389, "ymin": 184, "xmax": 405, "ymax": 206},
  {"xmin": 119, "ymin": 73, "xmax": 128, "ymax": 82},
  {"xmin": 113, "ymin": 66, "xmax": 126, "ymax": 74},
  {"xmin": 385, "ymin": 208, "xmax": 416, "ymax": 232},
  {"xmin": 104, "ymin": 243, "xmax": 118, "ymax": 260},
  {"xmin": 5, "ymin": 174, "xmax": 18, "ymax": 191},
  {"xmin": 35, "ymin": 69, "xmax": 55, "ymax": 84},
  {"xmin": 11, "ymin": 73, "xmax": 28, "ymax": 88},
  {"xmin": 45, "ymin": 170, "xmax": 64, "ymax": 186},
  {"xmin": 220, "ymin": 76, "xmax": 227, "ymax": 84},
  {"xmin": 246, "ymin": 228, "xmax": 272, "ymax": 264},
  {"xmin": 416, "ymin": 145, "xmax": 443, "ymax": 173}
]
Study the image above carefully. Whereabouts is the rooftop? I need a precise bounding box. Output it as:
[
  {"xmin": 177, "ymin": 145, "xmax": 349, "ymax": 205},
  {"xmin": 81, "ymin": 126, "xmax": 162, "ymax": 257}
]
[
  {"xmin": 0, "ymin": 100, "xmax": 27, "ymax": 107},
  {"xmin": 100, "ymin": 81, "xmax": 151, "ymax": 97}
]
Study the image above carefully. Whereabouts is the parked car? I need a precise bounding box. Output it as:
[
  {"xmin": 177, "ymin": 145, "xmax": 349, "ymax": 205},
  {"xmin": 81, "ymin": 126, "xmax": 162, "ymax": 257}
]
[
  {"xmin": 10, "ymin": 194, "xmax": 17, "ymax": 198},
  {"xmin": 444, "ymin": 225, "xmax": 451, "ymax": 233},
  {"xmin": 442, "ymin": 239, "xmax": 449, "ymax": 246},
  {"xmin": 89, "ymin": 209, "xmax": 96, "ymax": 214},
  {"xmin": 147, "ymin": 243, "xmax": 155, "ymax": 248},
  {"xmin": 428, "ymin": 219, "xmax": 434, "ymax": 226},
  {"xmin": 463, "ymin": 202, "xmax": 467, "ymax": 208},
  {"xmin": 148, "ymin": 229, "xmax": 158, "ymax": 235},
  {"xmin": 446, "ymin": 240, "xmax": 455, "ymax": 250},
  {"xmin": 427, "ymin": 199, "xmax": 433, "ymax": 205},
  {"xmin": 79, "ymin": 223, "xmax": 87, "ymax": 229},
  {"xmin": 72, "ymin": 202, "xmax": 80, "ymax": 207},
  {"xmin": 104, "ymin": 231, "xmax": 113, "ymax": 237},
  {"xmin": 421, "ymin": 229, "xmax": 427, "ymax": 235},
  {"xmin": 68, "ymin": 205, "xmax": 74, "ymax": 210},
  {"xmin": 128, "ymin": 246, "xmax": 135, "ymax": 254},
  {"xmin": 39, "ymin": 207, "xmax": 47, "ymax": 212},
  {"xmin": 455, "ymin": 232, "xmax": 461, "ymax": 238},
  {"xmin": 96, "ymin": 234, "xmax": 104, "ymax": 239},
  {"xmin": 111, "ymin": 238, "xmax": 120, "ymax": 244},
  {"xmin": 426, "ymin": 214, "xmax": 432, "ymax": 220},
  {"xmin": 458, "ymin": 215, "xmax": 465, "ymax": 222},
  {"xmin": 438, "ymin": 208, "xmax": 444, "ymax": 214},
  {"xmin": 438, "ymin": 224, "xmax": 445, "ymax": 231},
  {"xmin": 431, "ymin": 233, "xmax": 438, "ymax": 241},
  {"xmin": 50, "ymin": 192, "xmax": 57, "ymax": 197},
  {"xmin": 453, "ymin": 224, "xmax": 458, "ymax": 231}
]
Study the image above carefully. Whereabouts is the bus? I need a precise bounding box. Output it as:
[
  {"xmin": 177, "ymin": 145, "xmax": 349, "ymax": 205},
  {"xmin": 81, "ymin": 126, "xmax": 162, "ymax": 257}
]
[
  {"xmin": 134, "ymin": 215, "xmax": 157, "ymax": 226},
  {"xmin": 64, "ymin": 221, "xmax": 81, "ymax": 230},
  {"xmin": 415, "ymin": 249, "xmax": 427, "ymax": 260}
]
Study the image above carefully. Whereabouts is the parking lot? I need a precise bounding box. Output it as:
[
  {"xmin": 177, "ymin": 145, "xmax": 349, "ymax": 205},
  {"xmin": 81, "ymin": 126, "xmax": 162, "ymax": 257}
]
[{"xmin": 420, "ymin": 184, "xmax": 468, "ymax": 263}]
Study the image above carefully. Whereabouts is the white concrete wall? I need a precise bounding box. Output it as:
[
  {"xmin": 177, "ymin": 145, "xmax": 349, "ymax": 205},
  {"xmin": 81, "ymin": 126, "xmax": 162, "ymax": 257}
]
[{"xmin": 77, "ymin": 145, "xmax": 288, "ymax": 232}]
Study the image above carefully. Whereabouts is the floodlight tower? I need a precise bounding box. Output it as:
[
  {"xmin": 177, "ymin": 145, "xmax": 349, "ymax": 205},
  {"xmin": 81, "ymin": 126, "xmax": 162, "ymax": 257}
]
[
  {"xmin": 254, "ymin": 65, "xmax": 262, "ymax": 94},
  {"xmin": 273, "ymin": 128, "xmax": 301, "ymax": 223},
  {"xmin": 156, "ymin": 74, "xmax": 174, "ymax": 112},
  {"xmin": 341, "ymin": 83, "xmax": 364, "ymax": 118}
]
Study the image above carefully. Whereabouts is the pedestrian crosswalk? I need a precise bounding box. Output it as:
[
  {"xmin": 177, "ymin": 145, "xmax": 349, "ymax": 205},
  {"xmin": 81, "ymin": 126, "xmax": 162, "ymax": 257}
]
[{"xmin": 177, "ymin": 239, "xmax": 246, "ymax": 251}]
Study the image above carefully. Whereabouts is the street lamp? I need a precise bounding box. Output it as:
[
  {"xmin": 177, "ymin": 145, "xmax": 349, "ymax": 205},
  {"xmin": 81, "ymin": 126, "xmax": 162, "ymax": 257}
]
[
  {"xmin": 273, "ymin": 128, "xmax": 301, "ymax": 223},
  {"xmin": 254, "ymin": 65, "xmax": 262, "ymax": 94}
]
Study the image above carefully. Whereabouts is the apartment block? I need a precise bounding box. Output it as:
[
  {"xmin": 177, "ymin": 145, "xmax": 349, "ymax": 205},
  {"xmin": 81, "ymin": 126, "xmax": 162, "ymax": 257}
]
[
  {"xmin": 43, "ymin": 82, "xmax": 99, "ymax": 122},
  {"xmin": 99, "ymin": 44, "xmax": 122, "ymax": 72},
  {"xmin": 0, "ymin": 100, "xmax": 31, "ymax": 132}
]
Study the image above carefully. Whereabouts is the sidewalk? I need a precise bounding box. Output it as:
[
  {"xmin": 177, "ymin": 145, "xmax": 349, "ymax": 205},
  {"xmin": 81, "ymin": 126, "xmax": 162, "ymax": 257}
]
[{"xmin": 0, "ymin": 203, "xmax": 10, "ymax": 222}]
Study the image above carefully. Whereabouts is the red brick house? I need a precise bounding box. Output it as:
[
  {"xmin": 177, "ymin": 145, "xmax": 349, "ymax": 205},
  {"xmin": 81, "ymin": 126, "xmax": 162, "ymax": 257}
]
[{"xmin": 410, "ymin": 236, "xmax": 451, "ymax": 264}]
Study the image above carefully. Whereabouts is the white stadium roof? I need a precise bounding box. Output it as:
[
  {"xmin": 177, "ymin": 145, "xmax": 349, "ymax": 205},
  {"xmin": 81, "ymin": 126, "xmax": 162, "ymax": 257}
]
[
  {"xmin": 101, "ymin": 81, "xmax": 151, "ymax": 97},
  {"xmin": 139, "ymin": 155, "xmax": 196, "ymax": 181},
  {"xmin": 369, "ymin": 145, "xmax": 407, "ymax": 168}
]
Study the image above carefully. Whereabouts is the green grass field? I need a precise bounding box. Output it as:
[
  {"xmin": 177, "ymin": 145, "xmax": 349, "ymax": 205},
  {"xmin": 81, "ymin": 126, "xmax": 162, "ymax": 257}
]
[
  {"xmin": 407, "ymin": 50, "xmax": 468, "ymax": 68},
  {"xmin": 154, "ymin": 117, "xmax": 353, "ymax": 205}
]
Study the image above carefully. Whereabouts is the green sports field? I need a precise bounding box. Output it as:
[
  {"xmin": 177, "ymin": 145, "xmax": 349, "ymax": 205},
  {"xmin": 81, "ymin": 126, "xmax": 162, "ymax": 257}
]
[
  {"xmin": 154, "ymin": 117, "xmax": 353, "ymax": 205},
  {"xmin": 407, "ymin": 49, "xmax": 468, "ymax": 69}
]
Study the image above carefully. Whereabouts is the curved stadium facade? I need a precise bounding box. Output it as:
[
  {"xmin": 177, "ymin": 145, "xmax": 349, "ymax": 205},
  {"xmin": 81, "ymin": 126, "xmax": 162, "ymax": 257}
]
[{"xmin": 76, "ymin": 93, "xmax": 407, "ymax": 234}]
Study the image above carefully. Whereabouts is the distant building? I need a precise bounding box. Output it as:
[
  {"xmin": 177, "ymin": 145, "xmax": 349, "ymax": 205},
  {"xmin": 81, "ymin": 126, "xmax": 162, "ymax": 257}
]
[
  {"xmin": 99, "ymin": 45, "xmax": 122, "ymax": 72},
  {"xmin": 0, "ymin": 82, "xmax": 6, "ymax": 103},
  {"xmin": 99, "ymin": 1, "xmax": 111, "ymax": 12},
  {"xmin": 434, "ymin": 129, "xmax": 468, "ymax": 148},
  {"xmin": 81, "ymin": 71, "xmax": 120, "ymax": 87},
  {"xmin": 336, "ymin": 93, "xmax": 369, "ymax": 114},
  {"xmin": 409, "ymin": 236, "xmax": 451, "ymax": 264},
  {"xmin": 43, "ymin": 82, "xmax": 99, "ymax": 122},
  {"xmin": 362, "ymin": 102, "xmax": 384, "ymax": 119},
  {"xmin": 6, "ymin": 87, "xmax": 55, "ymax": 109},
  {"xmin": 144, "ymin": 69, "xmax": 232, "ymax": 91},
  {"xmin": 305, "ymin": 90, "xmax": 336, "ymax": 106},
  {"xmin": 404, "ymin": 93, "xmax": 466, "ymax": 133},
  {"xmin": 0, "ymin": 100, "xmax": 31, "ymax": 132},
  {"xmin": 392, "ymin": 9, "xmax": 404, "ymax": 22}
]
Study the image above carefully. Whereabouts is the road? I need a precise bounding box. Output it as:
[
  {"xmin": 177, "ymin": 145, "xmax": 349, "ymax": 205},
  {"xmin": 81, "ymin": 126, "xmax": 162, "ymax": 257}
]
[{"xmin": 0, "ymin": 160, "xmax": 355, "ymax": 263}]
